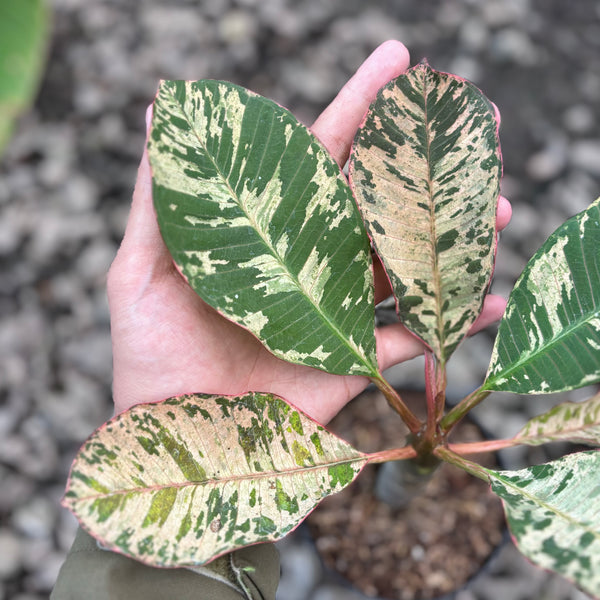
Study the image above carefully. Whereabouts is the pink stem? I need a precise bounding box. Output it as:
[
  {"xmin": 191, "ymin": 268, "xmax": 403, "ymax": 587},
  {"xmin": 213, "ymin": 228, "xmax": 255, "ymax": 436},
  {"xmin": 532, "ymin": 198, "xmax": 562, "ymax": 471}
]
[
  {"xmin": 449, "ymin": 438, "xmax": 518, "ymax": 455},
  {"xmin": 367, "ymin": 445, "xmax": 418, "ymax": 464}
]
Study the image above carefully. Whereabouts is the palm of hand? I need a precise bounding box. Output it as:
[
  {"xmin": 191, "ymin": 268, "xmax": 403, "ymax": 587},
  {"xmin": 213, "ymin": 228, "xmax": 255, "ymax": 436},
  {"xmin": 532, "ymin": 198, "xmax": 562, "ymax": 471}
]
[{"xmin": 109, "ymin": 249, "xmax": 372, "ymax": 421}]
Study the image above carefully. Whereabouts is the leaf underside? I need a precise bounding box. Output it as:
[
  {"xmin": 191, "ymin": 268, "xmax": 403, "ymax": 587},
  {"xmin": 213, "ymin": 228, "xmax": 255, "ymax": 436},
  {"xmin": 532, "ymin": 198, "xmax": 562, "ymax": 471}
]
[
  {"xmin": 515, "ymin": 393, "xmax": 600, "ymax": 446},
  {"xmin": 485, "ymin": 197, "xmax": 600, "ymax": 393},
  {"xmin": 487, "ymin": 451, "xmax": 600, "ymax": 598},
  {"xmin": 350, "ymin": 62, "xmax": 501, "ymax": 363},
  {"xmin": 148, "ymin": 80, "xmax": 377, "ymax": 376},
  {"xmin": 63, "ymin": 393, "xmax": 367, "ymax": 567}
]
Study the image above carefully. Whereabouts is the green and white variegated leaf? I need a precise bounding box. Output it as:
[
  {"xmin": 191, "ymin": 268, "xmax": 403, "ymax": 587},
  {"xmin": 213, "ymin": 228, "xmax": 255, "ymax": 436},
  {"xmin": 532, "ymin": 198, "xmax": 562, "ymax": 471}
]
[
  {"xmin": 148, "ymin": 80, "xmax": 377, "ymax": 377},
  {"xmin": 514, "ymin": 393, "xmax": 600, "ymax": 446},
  {"xmin": 487, "ymin": 451, "xmax": 600, "ymax": 598},
  {"xmin": 350, "ymin": 62, "xmax": 501, "ymax": 363},
  {"xmin": 63, "ymin": 393, "xmax": 367, "ymax": 567},
  {"xmin": 485, "ymin": 198, "xmax": 600, "ymax": 393},
  {"xmin": 0, "ymin": 0, "xmax": 48, "ymax": 153}
]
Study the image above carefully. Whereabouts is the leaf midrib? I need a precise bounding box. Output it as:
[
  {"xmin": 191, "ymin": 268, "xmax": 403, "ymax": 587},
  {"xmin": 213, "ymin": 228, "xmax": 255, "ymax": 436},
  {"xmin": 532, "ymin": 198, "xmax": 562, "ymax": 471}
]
[
  {"xmin": 169, "ymin": 84, "xmax": 377, "ymax": 374},
  {"xmin": 70, "ymin": 454, "xmax": 368, "ymax": 502},
  {"xmin": 420, "ymin": 65, "xmax": 447, "ymax": 364}
]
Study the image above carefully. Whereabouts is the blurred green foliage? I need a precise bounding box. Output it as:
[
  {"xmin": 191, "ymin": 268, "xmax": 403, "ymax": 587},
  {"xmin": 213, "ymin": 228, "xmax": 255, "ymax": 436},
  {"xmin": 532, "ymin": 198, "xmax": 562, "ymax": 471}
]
[{"xmin": 0, "ymin": 0, "xmax": 49, "ymax": 155}]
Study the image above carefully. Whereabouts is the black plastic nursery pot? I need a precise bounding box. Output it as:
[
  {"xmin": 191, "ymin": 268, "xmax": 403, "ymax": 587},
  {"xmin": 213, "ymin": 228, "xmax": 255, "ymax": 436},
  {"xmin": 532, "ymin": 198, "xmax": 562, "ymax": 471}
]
[{"xmin": 306, "ymin": 388, "xmax": 506, "ymax": 600}]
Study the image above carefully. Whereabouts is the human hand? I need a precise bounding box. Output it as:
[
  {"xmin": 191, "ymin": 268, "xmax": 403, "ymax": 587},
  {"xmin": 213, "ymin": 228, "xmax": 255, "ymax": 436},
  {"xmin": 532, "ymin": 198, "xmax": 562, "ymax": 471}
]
[{"xmin": 107, "ymin": 40, "xmax": 511, "ymax": 424}]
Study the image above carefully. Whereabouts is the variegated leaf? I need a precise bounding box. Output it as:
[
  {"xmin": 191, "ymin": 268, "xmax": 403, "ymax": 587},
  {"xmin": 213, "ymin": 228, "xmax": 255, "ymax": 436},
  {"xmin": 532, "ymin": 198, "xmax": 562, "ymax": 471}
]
[
  {"xmin": 148, "ymin": 80, "xmax": 377, "ymax": 377},
  {"xmin": 485, "ymin": 198, "xmax": 600, "ymax": 393},
  {"xmin": 63, "ymin": 393, "xmax": 367, "ymax": 567},
  {"xmin": 350, "ymin": 62, "xmax": 501, "ymax": 363},
  {"xmin": 514, "ymin": 393, "xmax": 600, "ymax": 446},
  {"xmin": 487, "ymin": 451, "xmax": 600, "ymax": 598}
]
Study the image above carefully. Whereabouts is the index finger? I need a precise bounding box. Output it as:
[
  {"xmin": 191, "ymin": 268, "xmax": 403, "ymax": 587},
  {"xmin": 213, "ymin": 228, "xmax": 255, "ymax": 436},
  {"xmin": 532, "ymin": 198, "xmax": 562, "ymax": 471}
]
[{"xmin": 311, "ymin": 40, "xmax": 410, "ymax": 166}]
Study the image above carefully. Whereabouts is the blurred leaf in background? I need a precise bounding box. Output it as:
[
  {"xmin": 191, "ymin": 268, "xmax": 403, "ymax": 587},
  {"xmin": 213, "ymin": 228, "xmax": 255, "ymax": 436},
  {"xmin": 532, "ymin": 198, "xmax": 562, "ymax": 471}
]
[{"xmin": 0, "ymin": 0, "xmax": 49, "ymax": 155}]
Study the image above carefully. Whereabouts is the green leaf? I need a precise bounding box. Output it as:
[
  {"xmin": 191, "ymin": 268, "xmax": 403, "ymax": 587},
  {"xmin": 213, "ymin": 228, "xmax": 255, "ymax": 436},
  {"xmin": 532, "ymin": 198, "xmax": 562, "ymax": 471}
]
[
  {"xmin": 62, "ymin": 392, "xmax": 367, "ymax": 567},
  {"xmin": 487, "ymin": 451, "xmax": 600, "ymax": 598},
  {"xmin": 514, "ymin": 393, "xmax": 600, "ymax": 446},
  {"xmin": 350, "ymin": 62, "xmax": 501, "ymax": 363},
  {"xmin": 485, "ymin": 198, "xmax": 600, "ymax": 393},
  {"xmin": 0, "ymin": 0, "xmax": 49, "ymax": 154},
  {"xmin": 148, "ymin": 80, "xmax": 377, "ymax": 376}
]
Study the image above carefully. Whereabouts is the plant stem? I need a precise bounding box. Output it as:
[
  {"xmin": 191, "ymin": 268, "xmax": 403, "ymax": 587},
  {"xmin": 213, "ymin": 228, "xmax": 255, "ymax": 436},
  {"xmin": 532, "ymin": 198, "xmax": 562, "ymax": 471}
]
[
  {"xmin": 424, "ymin": 350, "xmax": 437, "ymax": 444},
  {"xmin": 439, "ymin": 386, "xmax": 491, "ymax": 432},
  {"xmin": 424, "ymin": 350, "xmax": 447, "ymax": 445},
  {"xmin": 371, "ymin": 375, "xmax": 422, "ymax": 435},
  {"xmin": 367, "ymin": 446, "xmax": 418, "ymax": 464},
  {"xmin": 449, "ymin": 438, "xmax": 519, "ymax": 455},
  {"xmin": 436, "ymin": 363, "xmax": 447, "ymax": 422},
  {"xmin": 434, "ymin": 447, "xmax": 490, "ymax": 482}
]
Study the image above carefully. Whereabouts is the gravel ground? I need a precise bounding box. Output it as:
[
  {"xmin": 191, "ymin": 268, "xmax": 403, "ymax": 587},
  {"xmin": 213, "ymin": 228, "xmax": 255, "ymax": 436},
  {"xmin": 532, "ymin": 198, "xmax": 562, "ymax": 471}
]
[{"xmin": 1, "ymin": 1, "xmax": 599, "ymax": 598}]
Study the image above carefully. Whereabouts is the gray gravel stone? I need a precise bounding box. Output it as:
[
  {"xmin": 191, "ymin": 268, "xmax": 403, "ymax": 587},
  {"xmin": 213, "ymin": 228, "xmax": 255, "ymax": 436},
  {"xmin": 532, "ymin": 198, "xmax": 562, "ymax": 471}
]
[
  {"xmin": 444, "ymin": 334, "xmax": 494, "ymax": 400},
  {"xmin": 458, "ymin": 18, "xmax": 489, "ymax": 53},
  {"xmin": 58, "ymin": 174, "xmax": 99, "ymax": 212},
  {"xmin": 26, "ymin": 211, "xmax": 105, "ymax": 262},
  {"xmin": 56, "ymin": 508, "xmax": 79, "ymax": 554},
  {"xmin": 218, "ymin": 9, "xmax": 258, "ymax": 44},
  {"xmin": 449, "ymin": 55, "xmax": 482, "ymax": 83},
  {"xmin": 0, "ymin": 529, "xmax": 24, "ymax": 578},
  {"xmin": 490, "ymin": 28, "xmax": 538, "ymax": 65},
  {"xmin": 526, "ymin": 139, "xmax": 568, "ymax": 181},
  {"xmin": 13, "ymin": 497, "xmax": 56, "ymax": 540},
  {"xmin": 563, "ymin": 104, "xmax": 596, "ymax": 134},
  {"xmin": 75, "ymin": 239, "xmax": 117, "ymax": 284},
  {"xmin": 0, "ymin": 469, "xmax": 35, "ymax": 512},
  {"xmin": 61, "ymin": 330, "xmax": 113, "ymax": 381},
  {"xmin": 311, "ymin": 585, "xmax": 367, "ymax": 600},
  {"xmin": 0, "ymin": 434, "xmax": 30, "ymax": 468},
  {"xmin": 18, "ymin": 417, "xmax": 59, "ymax": 480},
  {"xmin": 25, "ymin": 551, "xmax": 66, "ymax": 592},
  {"xmin": 548, "ymin": 172, "xmax": 599, "ymax": 217},
  {"xmin": 41, "ymin": 370, "xmax": 111, "ymax": 442},
  {"xmin": 276, "ymin": 537, "xmax": 323, "ymax": 600},
  {"xmin": 571, "ymin": 140, "xmax": 600, "ymax": 176},
  {"xmin": 480, "ymin": 0, "xmax": 531, "ymax": 27}
]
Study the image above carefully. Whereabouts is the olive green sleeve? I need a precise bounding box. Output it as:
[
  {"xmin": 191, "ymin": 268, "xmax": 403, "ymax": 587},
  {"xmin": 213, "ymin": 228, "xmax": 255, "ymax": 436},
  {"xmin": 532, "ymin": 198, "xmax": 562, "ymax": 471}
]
[{"xmin": 51, "ymin": 528, "xmax": 280, "ymax": 600}]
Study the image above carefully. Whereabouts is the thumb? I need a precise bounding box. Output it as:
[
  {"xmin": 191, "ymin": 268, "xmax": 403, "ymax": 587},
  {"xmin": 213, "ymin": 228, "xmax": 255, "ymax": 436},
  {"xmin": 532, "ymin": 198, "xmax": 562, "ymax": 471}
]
[
  {"xmin": 119, "ymin": 105, "xmax": 167, "ymax": 258},
  {"xmin": 107, "ymin": 105, "xmax": 175, "ymax": 298}
]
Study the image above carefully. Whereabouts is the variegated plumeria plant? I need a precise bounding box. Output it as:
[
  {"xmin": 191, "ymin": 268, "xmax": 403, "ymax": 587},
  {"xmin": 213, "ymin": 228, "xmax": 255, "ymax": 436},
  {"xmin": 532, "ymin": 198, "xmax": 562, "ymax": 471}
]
[{"xmin": 63, "ymin": 63, "xmax": 600, "ymax": 597}]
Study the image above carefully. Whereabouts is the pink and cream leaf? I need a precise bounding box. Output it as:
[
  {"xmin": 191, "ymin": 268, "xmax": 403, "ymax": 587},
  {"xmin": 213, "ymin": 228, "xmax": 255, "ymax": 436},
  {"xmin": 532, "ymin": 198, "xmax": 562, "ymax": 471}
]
[
  {"xmin": 350, "ymin": 63, "xmax": 501, "ymax": 363},
  {"xmin": 63, "ymin": 393, "xmax": 367, "ymax": 567}
]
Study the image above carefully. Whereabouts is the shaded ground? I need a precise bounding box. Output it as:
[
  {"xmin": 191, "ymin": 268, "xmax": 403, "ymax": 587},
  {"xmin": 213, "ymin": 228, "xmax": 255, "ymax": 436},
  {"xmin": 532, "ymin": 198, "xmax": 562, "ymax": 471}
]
[{"xmin": 1, "ymin": 1, "xmax": 599, "ymax": 598}]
